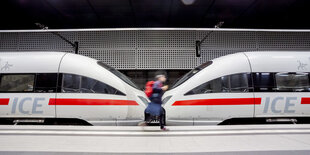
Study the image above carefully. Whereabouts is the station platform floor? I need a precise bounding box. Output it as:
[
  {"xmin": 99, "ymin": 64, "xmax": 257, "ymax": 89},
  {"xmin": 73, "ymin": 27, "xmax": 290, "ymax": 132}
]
[{"xmin": 0, "ymin": 124, "xmax": 310, "ymax": 154}]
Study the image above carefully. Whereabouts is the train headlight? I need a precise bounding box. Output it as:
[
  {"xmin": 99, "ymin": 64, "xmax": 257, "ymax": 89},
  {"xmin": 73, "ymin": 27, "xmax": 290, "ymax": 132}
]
[
  {"xmin": 162, "ymin": 96, "xmax": 172, "ymax": 106},
  {"xmin": 138, "ymin": 96, "xmax": 149, "ymax": 106}
]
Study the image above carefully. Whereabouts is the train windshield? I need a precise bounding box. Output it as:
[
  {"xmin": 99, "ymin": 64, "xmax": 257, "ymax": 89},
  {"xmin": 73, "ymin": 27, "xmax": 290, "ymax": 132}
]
[
  {"xmin": 97, "ymin": 61, "xmax": 140, "ymax": 90},
  {"xmin": 171, "ymin": 61, "xmax": 213, "ymax": 89}
]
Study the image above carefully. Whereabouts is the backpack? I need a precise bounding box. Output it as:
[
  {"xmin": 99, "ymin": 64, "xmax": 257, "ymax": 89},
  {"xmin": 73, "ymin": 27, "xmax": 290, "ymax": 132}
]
[{"xmin": 144, "ymin": 81, "xmax": 155, "ymax": 97}]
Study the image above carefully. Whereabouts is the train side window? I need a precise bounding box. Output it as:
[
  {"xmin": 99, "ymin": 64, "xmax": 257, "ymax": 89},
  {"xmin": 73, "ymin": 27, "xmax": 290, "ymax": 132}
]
[
  {"xmin": 206, "ymin": 78, "xmax": 222, "ymax": 93},
  {"xmin": 309, "ymin": 72, "xmax": 310, "ymax": 87},
  {"xmin": 56, "ymin": 73, "xmax": 63, "ymax": 93},
  {"xmin": 221, "ymin": 76, "xmax": 230, "ymax": 92},
  {"xmin": 185, "ymin": 75, "xmax": 229, "ymax": 95},
  {"xmin": 185, "ymin": 73, "xmax": 251, "ymax": 95},
  {"xmin": 275, "ymin": 72, "xmax": 310, "ymax": 92},
  {"xmin": 247, "ymin": 73, "xmax": 254, "ymax": 92},
  {"xmin": 92, "ymin": 81, "xmax": 125, "ymax": 95},
  {"xmin": 80, "ymin": 76, "xmax": 97, "ymax": 93},
  {"xmin": 230, "ymin": 73, "xmax": 248, "ymax": 92},
  {"xmin": 0, "ymin": 74, "xmax": 35, "ymax": 92},
  {"xmin": 35, "ymin": 73, "xmax": 57, "ymax": 93},
  {"xmin": 252, "ymin": 73, "xmax": 276, "ymax": 92},
  {"xmin": 62, "ymin": 74, "xmax": 81, "ymax": 93},
  {"xmin": 81, "ymin": 76, "xmax": 125, "ymax": 95},
  {"xmin": 185, "ymin": 78, "xmax": 219, "ymax": 95}
]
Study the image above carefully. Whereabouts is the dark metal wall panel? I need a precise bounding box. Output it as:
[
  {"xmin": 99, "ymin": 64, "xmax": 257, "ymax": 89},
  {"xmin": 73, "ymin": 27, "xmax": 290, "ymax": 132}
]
[
  {"xmin": 0, "ymin": 29, "xmax": 309, "ymax": 69},
  {"xmin": 79, "ymin": 49, "xmax": 136, "ymax": 69},
  {"xmin": 77, "ymin": 31, "xmax": 136, "ymax": 49},
  {"xmin": 137, "ymin": 49, "xmax": 197, "ymax": 69},
  {"xmin": 0, "ymin": 33, "xmax": 19, "ymax": 50},
  {"xmin": 257, "ymin": 32, "xmax": 310, "ymax": 50},
  {"xmin": 197, "ymin": 31, "xmax": 258, "ymax": 50},
  {"xmin": 137, "ymin": 30, "xmax": 195, "ymax": 49}
]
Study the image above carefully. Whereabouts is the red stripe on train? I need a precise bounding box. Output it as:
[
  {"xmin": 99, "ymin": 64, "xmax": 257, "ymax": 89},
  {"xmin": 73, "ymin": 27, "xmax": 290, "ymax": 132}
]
[
  {"xmin": 301, "ymin": 98, "xmax": 310, "ymax": 104},
  {"xmin": 172, "ymin": 98, "xmax": 262, "ymax": 106},
  {"xmin": 0, "ymin": 98, "xmax": 9, "ymax": 105},
  {"xmin": 48, "ymin": 98, "xmax": 139, "ymax": 106}
]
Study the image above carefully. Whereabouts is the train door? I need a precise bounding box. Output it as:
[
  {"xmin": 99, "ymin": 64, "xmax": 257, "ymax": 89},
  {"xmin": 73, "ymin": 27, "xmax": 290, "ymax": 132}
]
[
  {"xmin": 254, "ymin": 72, "xmax": 310, "ymax": 118},
  {"xmin": 55, "ymin": 73, "xmax": 130, "ymax": 125},
  {"xmin": 0, "ymin": 73, "xmax": 57, "ymax": 118},
  {"xmin": 175, "ymin": 73, "xmax": 255, "ymax": 125}
]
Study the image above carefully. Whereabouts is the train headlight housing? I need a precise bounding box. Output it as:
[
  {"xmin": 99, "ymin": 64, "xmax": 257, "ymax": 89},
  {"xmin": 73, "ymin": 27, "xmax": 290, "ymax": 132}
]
[
  {"xmin": 162, "ymin": 96, "xmax": 172, "ymax": 106},
  {"xmin": 138, "ymin": 96, "xmax": 149, "ymax": 106}
]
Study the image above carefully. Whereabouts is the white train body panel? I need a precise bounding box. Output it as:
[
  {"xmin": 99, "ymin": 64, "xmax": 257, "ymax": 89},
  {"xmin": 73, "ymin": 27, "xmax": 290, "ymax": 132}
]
[
  {"xmin": 0, "ymin": 52, "xmax": 62, "ymax": 119},
  {"xmin": 163, "ymin": 52, "xmax": 310, "ymax": 125},
  {"xmin": 0, "ymin": 93, "xmax": 56, "ymax": 118},
  {"xmin": 0, "ymin": 52, "xmax": 147, "ymax": 125},
  {"xmin": 247, "ymin": 52, "xmax": 310, "ymax": 118},
  {"xmin": 0, "ymin": 52, "xmax": 63, "ymax": 73}
]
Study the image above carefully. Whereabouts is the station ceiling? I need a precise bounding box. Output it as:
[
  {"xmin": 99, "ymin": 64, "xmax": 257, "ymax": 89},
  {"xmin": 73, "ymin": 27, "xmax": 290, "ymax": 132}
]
[{"xmin": 1, "ymin": 0, "xmax": 310, "ymax": 30}]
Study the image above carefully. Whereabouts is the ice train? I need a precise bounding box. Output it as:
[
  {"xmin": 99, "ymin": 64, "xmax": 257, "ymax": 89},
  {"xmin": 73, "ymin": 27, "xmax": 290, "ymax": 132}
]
[
  {"xmin": 0, "ymin": 52, "xmax": 149, "ymax": 125},
  {"xmin": 162, "ymin": 52, "xmax": 310, "ymax": 125}
]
